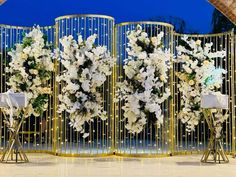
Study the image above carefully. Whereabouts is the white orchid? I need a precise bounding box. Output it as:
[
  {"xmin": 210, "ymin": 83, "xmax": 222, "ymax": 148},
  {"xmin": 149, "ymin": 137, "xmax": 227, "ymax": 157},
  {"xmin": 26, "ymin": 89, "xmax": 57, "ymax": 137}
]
[
  {"xmin": 118, "ymin": 25, "xmax": 171, "ymax": 134},
  {"xmin": 57, "ymin": 34, "xmax": 115, "ymax": 137},
  {"xmin": 176, "ymin": 36, "xmax": 227, "ymax": 131},
  {"xmin": 6, "ymin": 26, "xmax": 54, "ymax": 120}
]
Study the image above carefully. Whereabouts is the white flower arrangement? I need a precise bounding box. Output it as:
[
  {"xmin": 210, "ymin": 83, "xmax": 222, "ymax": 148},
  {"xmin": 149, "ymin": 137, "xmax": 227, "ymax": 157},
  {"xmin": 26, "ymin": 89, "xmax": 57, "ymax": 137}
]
[
  {"xmin": 176, "ymin": 36, "xmax": 227, "ymax": 132},
  {"xmin": 214, "ymin": 109, "xmax": 229, "ymax": 138},
  {"xmin": 117, "ymin": 25, "xmax": 171, "ymax": 134},
  {"xmin": 57, "ymin": 34, "xmax": 115, "ymax": 137},
  {"xmin": 6, "ymin": 26, "xmax": 54, "ymax": 120}
]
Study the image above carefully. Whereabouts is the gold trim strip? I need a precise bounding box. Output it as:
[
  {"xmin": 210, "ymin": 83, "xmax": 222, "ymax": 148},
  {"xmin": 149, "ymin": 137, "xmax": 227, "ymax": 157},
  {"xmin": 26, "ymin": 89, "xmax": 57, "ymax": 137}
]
[
  {"xmin": 174, "ymin": 30, "xmax": 232, "ymax": 37},
  {"xmin": 55, "ymin": 14, "xmax": 115, "ymax": 21},
  {"xmin": 0, "ymin": 24, "xmax": 54, "ymax": 30},
  {"xmin": 0, "ymin": 24, "xmax": 32, "ymax": 30},
  {"xmin": 116, "ymin": 21, "xmax": 174, "ymax": 29}
]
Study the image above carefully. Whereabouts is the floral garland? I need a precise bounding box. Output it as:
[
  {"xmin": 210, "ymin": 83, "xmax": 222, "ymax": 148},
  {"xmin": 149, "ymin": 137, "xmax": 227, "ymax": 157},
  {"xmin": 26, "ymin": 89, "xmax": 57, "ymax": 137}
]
[
  {"xmin": 176, "ymin": 35, "xmax": 227, "ymax": 131},
  {"xmin": 57, "ymin": 34, "xmax": 115, "ymax": 137},
  {"xmin": 117, "ymin": 25, "xmax": 171, "ymax": 134},
  {"xmin": 6, "ymin": 26, "xmax": 54, "ymax": 120}
]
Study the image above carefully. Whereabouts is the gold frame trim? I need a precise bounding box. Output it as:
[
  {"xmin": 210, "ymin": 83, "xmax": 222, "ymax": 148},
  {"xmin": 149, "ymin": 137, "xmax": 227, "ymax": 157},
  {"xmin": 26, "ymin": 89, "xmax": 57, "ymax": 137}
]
[
  {"xmin": 174, "ymin": 30, "xmax": 232, "ymax": 37},
  {"xmin": 55, "ymin": 14, "xmax": 115, "ymax": 21},
  {"xmin": 116, "ymin": 21, "xmax": 174, "ymax": 29},
  {"xmin": 0, "ymin": 14, "xmax": 235, "ymax": 158},
  {"xmin": 0, "ymin": 24, "xmax": 54, "ymax": 30},
  {"xmin": 0, "ymin": 24, "xmax": 31, "ymax": 30}
]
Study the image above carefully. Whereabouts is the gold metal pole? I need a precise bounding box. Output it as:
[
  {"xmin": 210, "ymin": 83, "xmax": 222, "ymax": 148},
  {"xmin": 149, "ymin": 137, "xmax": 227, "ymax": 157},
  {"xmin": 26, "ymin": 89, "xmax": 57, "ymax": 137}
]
[
  {"xmin": 169, "ymin": 26, "xmax": 175, "ymax": 155},
  {"xmin": 112, "ymin": 23, "xmax": 117, "ymax": 154},
  {"xmin": 52, "ymin": 21, "xmax": 59, "ymax": 155},
  {"xmin": 231, "ymin": 29, "xmax": 235, "ymax": 156}
]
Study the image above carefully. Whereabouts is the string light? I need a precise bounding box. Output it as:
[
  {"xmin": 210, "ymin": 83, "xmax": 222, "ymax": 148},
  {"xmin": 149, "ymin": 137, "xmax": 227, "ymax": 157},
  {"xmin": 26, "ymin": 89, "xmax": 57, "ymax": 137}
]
[{"xmin": 0, "ymin": 15, "xmax": 234, "ymax": 158}]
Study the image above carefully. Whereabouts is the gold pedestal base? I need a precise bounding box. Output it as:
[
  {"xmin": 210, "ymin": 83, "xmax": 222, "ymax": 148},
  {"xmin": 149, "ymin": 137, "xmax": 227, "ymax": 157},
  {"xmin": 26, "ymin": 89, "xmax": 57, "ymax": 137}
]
[
  {"xmin": 0, "ymin": 118, "xmax": 29, "ymax": 163},
  {"xmin": 201, "ymin": 138, "xmax": 229, "ymax": 163},
  {"xmin": 201, "ymin": 109, "xmax": 229, "ymax": 164}
]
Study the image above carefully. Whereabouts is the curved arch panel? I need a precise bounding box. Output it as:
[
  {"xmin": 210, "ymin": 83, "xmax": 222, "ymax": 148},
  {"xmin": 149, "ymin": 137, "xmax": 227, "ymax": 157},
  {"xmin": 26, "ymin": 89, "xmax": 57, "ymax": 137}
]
[
  {"xmin": 0, "ymin": 25, "xmax": 56, "ymax": 153},
  {"xmin": 173, "ymin": 31, "xmax": 235, "ymax": 154},
  {"xmin": 54, "ymin": 14, "xmax": 115, "ymax": 155},
  {"xmin": 0, "ymin": 17, "xmax": 235, "ymax": 157},
  {"xmin": 115, "ymin": 22, "xmax": 174, "ymax": 156},
  {"xmin": 0, "ymin": 25, "xmax": 31, "ymax": 152}
]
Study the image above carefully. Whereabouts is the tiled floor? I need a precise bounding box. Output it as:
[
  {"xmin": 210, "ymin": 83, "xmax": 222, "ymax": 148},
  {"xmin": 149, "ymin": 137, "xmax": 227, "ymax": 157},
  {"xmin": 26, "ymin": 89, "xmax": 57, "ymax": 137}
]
[{"xmin": 0, "ymin": 153, "xmax": 235, "ymax": 177}]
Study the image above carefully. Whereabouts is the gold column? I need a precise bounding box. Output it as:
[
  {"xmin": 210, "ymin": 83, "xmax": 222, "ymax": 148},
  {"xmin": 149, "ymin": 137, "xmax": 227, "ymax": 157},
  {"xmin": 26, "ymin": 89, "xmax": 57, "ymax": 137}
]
[
  {"xmin": 231, "ymin": 29, "xmax": 235, "ymax": 155},
  {"xmin": 52, "ymin": 22, "xmax": 59, "ymax": 154},
  {"xmin": 169, "ymin": 27, "xmax": 175, "ymax": 154},
  {"xmin": 112, "ymin": 24, "xmax": 117, "ymax": 154}
]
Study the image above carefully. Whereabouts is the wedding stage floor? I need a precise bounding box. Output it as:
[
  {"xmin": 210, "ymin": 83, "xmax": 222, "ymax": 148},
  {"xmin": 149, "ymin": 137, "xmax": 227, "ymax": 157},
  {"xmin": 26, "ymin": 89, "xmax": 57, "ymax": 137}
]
[{"xmin": 0, "ymin": 153, "xmax": 235, "ymax": 177}]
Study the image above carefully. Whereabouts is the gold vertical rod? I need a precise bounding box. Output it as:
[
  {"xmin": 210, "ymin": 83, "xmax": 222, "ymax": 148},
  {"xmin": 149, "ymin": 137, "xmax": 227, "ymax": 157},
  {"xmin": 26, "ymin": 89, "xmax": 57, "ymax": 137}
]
[
  {"xmin": 169, "ymin": 26, "xmax": 175, "ymax": 154},
  {"xmin": 101, "ymin": 18, "xmax": 105, "ymax": 153},
  {"xmin": 52, "ymin": 21, "xmax": 59, "ymax": 155},
  {"xmin": 0, "ymin": 27, "xmax": 3, "ymax": 149},
  {"xmin": 70, "ymin": 18, "xmax": 73, "ymax": 155},
  {"xmin": 231, "ymin": 29, "xmax": 235, "ymax": 155},
  {"xmin": 118, "ymin": 25, "xmax": 121, "ymax": 154},
  {"xmin": 4, "ymin": 28, "xmax": 8, "ymax": 149},
  {"xmin": 76, "ymin": 18, "xmax": 79, "ymax": 154},
  {"xmin": 112, "ymin": 22, "xmax": 117, "ymax": 153}
]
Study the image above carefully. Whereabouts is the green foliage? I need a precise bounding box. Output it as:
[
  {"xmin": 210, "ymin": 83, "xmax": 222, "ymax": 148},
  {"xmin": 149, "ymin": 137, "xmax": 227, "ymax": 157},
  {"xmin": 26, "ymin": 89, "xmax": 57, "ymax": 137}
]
[
  {"xmin": 204, "ymin": 76, "xmax": 213, "ymax": 86},
  {"xmin": 188, "ymin": 72, "xmax": 196, "ymax": 80},
  {"xmin": 178, "ymin": 39, "xmax": 192, "ymax": 51},
  {"xmin": 83, "ymin": 59, "xmax": 93, "ymax": 69},
  {"xmin": 32, "ymin": 94, "xmax": 48, "ymax": 115},
  {"xmin": 192, "ymin": 103, "xmax": 200, "ymax": 111},
  {"xmin": 39, "ymin": 69, "xmax": 51, "ymax": 80},
  {"xmin": 19, "ymin": 82, "xmax": 28, "ymax": 91},
  {"xmin": 43, "ymin": 35, "xmax": 47, "ymax": 45},
  {"xmin": 68, "ymin": 93, "xmax": 77, "ymax": 103},
  {"xmin": 28, "ymin": 58, "xmax": 37, "ymax": 69},
  {"xmin": 136, "ymin": 39, "xmax": 155, "ymax": 53},
  {"xmin": 22, "ymin": 37, "xmax": 33, "ymax": 48}
]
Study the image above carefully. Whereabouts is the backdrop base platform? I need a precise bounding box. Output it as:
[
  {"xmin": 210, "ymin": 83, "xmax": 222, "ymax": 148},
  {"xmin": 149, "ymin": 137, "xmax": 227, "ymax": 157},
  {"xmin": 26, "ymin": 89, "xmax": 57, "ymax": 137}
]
[
  {"xmin": 0, "ymin": 153, "xmax": 234, "ymax": 177},
  {"xmin": 0, "ymin": 140, "xmax": 232, "ymax": 157}
]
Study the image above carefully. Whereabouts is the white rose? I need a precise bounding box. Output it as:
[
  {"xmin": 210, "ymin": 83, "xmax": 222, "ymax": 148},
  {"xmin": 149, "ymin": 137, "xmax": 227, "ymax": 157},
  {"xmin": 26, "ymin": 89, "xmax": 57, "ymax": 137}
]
[
  {"xmin": 188, "ymin": 80, "xmax": 195, "ymax": 86},
  {"xmin": 21, "ymin": 53, "xmax": 28, "ymax": 60},
  {"xmin": 84, "ymin": 101, "xmax": 92, "ymax": 109},
  {"xmin": 81, "ymin": 80, "xmax": 90, "ymax": 92},
  {"xmin": 151, "ymin": 37, "xmax": 158, "ymax": 46},
  {"xmin": 160, "ymin": 75, "xmax": 165, "ymax": 81},
  {"xmin": 195, "ymin": 40, "xmax": 201, "ymax": 46},
  {"xmin": 203, "ymin": 60, "xmax": 209, "ymax": 65},
  {"xmin": 138, "ymin": 52, "xmax": 147, "ymax": 59}
]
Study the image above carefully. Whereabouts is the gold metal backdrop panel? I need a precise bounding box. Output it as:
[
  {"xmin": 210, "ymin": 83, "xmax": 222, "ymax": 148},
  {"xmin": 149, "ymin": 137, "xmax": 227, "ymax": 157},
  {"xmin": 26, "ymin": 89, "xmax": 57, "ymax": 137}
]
[
  {"xmin": 173, "ymin": 31, "xmax": 235, "ymax": 154},
  {"xmin": 115, "ymin": 22, "xmax": 174, "ymax": 156},
  {"xmin": 36, "ymin": 26, "xmax": 55, "ymax": 152},
  {"xmin": 0, "ymin": 25, "xmax": 55, "ymax": 153},
  {"xmin": 0, "ymin": 25, "xmax": 31, "ymax": 152},
  {"xmin": 54, "ymin": 15, "xmax": 115, "ymax": 155},
  {"xmin": 0, "ymin": 17, "xmax": 235, "ymax": 157}
]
